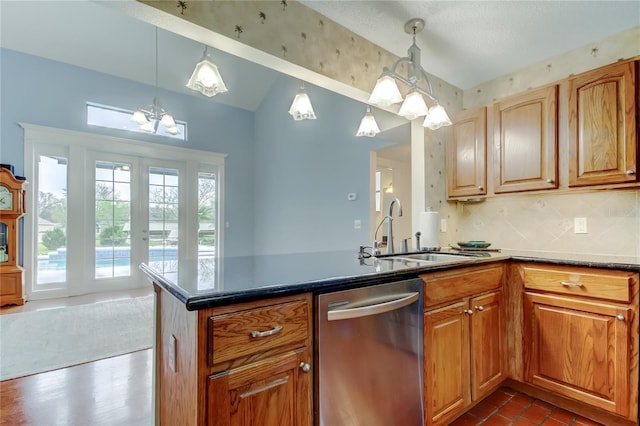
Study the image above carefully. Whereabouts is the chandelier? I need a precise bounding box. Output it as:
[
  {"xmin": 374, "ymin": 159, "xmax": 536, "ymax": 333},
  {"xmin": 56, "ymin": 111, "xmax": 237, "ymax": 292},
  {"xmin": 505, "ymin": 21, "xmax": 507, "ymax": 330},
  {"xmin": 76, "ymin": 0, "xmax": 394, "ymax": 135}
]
[
  {"xmin": 131, "ymin": 26, "xmax": 179, "ymax": 135},
  {"xmin": 368, "ymin": 18, "xmax": 452, "ymax": 130}
]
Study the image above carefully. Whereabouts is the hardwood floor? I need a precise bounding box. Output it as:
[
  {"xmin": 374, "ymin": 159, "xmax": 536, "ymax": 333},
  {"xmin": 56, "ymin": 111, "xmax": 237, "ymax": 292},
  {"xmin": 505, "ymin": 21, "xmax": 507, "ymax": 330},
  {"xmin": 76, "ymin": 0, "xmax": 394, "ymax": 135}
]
[{"xmin": 0, "ymin": 349, "xmax": 153, "ymax": 426}]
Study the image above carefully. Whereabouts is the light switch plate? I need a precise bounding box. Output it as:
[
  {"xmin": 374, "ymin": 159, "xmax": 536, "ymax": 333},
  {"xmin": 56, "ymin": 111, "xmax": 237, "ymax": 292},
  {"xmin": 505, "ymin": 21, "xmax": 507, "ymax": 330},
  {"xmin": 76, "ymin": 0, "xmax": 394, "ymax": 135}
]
[{"xmin": 574, "ymin": 217, "xmax": 588, "ymax": 234}]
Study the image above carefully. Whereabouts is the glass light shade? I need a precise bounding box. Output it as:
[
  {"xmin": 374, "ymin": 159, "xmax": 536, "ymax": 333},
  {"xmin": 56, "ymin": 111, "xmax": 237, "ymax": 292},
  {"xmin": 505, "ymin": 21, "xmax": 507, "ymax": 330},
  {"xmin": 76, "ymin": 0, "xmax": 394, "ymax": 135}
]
[
  {"xmin": 159, "ymin": 113, "xmax": 177, "ymax": 129},
  {"xmin": 131, "ymin": 110, "xmax": 148, "ymax": 125},
  {"xmin": 398, "ymin": 91, "xmax": 428, "ymax": 120},
  {"xmin": 423, "ymin": 104, "xmax": 453, "ymax": 130},
  {"xmin": 139, "ymin": 120, "xmax": 156, "ymax": 133},
  {"xmin": 288, "ymin": 90, "xmax": 316, "ymax": 120},
  {"xmin": 356, "ymin": 108, "xmax": 380, "ymax": 137},
  {"xmin": 186, "ymin": 59, "xmax": 228, "ymax": 97},
  {"xmin": 368, "ymin": 75, "xmax": 403, "ymax": 107},
  {"xmin": 164, "ymin": 125, "xmax": 180, "ymax": 135}
]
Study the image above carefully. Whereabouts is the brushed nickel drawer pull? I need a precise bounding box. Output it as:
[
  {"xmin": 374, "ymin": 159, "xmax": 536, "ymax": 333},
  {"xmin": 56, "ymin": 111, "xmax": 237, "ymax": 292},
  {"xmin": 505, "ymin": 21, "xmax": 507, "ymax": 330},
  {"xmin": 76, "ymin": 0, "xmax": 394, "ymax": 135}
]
[
  {"xmin": 240, "ymin": 376, "xmax": 289, "ymax": 398},
  {"xmin": 250, "ymin": 325, "xmax": 283, "ymax": 338},
  {"xmin": 560, "ymin": 281, "xmax": 583, "ymax": 288}
]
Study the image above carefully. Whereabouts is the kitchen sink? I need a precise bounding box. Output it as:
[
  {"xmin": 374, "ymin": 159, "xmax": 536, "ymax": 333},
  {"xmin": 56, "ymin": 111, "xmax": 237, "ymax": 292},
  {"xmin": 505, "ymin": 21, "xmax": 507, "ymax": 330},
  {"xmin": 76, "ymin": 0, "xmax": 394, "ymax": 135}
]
[{"xmin": 375, "ymin": 252, "xmax": 477, "ymax": 265}]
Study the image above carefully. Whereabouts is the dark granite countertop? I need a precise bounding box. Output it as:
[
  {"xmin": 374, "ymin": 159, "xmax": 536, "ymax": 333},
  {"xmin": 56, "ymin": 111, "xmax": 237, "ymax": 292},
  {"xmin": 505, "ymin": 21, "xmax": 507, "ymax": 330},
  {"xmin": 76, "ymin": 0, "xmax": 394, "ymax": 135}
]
[{"xmin": 140, "ymin": 249, "xmax": 639, "ymax": 311}]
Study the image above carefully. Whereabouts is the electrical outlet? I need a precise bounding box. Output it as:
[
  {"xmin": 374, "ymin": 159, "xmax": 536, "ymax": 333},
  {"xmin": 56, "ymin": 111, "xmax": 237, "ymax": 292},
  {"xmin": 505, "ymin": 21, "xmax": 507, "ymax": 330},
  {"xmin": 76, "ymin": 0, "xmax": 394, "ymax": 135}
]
[
  {"xmin": 574, "ymin": 217, "xmax": 588, "ymax": 234},
  {"xmin": 440, "ymin": 219, "xmax": 447, "ymax": 233},
  {"xmin": 168, "ymin": 334, "xmax": 177, "ymax": 372}
]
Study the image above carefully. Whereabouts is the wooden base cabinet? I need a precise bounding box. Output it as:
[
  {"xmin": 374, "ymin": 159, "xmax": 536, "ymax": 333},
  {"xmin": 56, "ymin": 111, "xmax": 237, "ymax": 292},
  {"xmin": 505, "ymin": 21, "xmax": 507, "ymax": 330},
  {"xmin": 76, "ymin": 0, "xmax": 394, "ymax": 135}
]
[
  {"xmin": 422, "ymin": 264, "xmax": 505, "ymax": 426},
  {"xmin": 207, "ymin": 349, "xmax": 311, "ymax": 426},
  {"xmin": 154, "ymin": 288, "xmax": 313, "ymax": 426},
  {"xmin": 522, "ymin": 265, "xmax": 639, "ymax": 421}
]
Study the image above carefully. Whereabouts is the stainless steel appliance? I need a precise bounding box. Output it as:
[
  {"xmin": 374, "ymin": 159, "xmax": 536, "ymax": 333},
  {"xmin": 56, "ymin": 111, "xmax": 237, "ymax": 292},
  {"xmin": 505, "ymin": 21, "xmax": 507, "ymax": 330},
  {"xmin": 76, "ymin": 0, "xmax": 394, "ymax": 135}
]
[{"xmin": 317, "ymin": 278, "xmax": 424, "ymax": 426}]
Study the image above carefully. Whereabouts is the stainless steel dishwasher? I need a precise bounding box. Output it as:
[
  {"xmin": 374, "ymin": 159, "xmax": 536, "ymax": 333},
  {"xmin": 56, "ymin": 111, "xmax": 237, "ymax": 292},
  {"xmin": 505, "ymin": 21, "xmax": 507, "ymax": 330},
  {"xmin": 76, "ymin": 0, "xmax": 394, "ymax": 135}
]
[{"xmin": 317, "ymin": 278, "xmax": 424, "ymax": 426}]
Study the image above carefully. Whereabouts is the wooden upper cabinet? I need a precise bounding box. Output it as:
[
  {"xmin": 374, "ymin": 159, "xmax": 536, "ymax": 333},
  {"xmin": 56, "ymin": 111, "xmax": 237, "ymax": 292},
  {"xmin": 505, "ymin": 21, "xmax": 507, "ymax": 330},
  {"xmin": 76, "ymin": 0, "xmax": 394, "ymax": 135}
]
[
  {"xmin": 568, "ymin": 60, "xmax": 638, "ymax": 187},
  {"xmin": 447, "ymin": 107, "xmax": 487, "ymax": 199},
  {"xmin": 493, "ymin": 85, "xmax": 558, "ymax": 193}
]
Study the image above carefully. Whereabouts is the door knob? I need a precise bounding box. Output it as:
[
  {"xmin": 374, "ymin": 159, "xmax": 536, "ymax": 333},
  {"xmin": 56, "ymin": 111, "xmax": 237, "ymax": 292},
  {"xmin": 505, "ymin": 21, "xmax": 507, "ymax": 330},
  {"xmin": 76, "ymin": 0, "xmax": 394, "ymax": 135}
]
[
  {"xmin": 617, "ymin": 314, "xmax": 625, "ymax": 321},
  {"xmin": 626, "ymin": 170, "xmax": 635, "ymax": 175},
  {"xmin": 475, "ymin": 305, "xmax": 484, "ymax": 312}
]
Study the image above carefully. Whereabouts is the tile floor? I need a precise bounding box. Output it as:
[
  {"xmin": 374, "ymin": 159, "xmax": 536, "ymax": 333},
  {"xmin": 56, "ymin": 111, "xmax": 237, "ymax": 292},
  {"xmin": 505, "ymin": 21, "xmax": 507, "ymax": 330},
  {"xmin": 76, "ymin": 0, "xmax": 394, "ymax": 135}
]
[{"xmin": 451, "ymin": 387, "xmax": 603, "ymax": 426}]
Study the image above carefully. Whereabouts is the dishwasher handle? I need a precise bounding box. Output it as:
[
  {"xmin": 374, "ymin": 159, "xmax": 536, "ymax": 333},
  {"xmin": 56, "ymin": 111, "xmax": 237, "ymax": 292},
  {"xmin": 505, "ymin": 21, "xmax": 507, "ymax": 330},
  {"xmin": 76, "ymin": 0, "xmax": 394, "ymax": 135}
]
[{"xmin": 327, "ymin": 292, "xmax": 419, "ymax": 321}]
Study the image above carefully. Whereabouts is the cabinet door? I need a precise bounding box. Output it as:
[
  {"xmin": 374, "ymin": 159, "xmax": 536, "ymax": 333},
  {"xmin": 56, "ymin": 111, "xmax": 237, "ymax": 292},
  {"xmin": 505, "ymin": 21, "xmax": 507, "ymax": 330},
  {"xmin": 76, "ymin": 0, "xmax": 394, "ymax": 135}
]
[
  {"xmin": 207, "ymin": 349, "xmax": 312, "ymax": 426},
  {"xmin": 493, "ymin": 85, "xmax": 558, "ymax": 193},
  {"xmin": 447, "ymin": 107, "xmax": 487, "ymax": 198},
  {"xmin": 568, "ymin": 61, "xmax": 637, "ymax": 187},
  {"xmin": 524, "ymin": 292, "xmax": 630, "ymax": 416},
  {"xmin": 470, "ymin": 291, "xmax": 503, "ymax": 401},
  {"xmin": 425, "ymin": 301, "xmax": 470, "ymax": 425}
]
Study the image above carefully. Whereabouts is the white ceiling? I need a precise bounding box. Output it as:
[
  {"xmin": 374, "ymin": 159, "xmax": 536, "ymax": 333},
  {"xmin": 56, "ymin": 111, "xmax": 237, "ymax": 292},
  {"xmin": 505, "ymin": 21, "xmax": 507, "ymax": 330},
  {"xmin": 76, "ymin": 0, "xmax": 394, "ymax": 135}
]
[
  {"xmin": 1, "ymin": 0, "xmax": 638, "ymax": 110},
  {"xmin": 301, "ymin": 0, "xmax": 640, "ymax": 89}
]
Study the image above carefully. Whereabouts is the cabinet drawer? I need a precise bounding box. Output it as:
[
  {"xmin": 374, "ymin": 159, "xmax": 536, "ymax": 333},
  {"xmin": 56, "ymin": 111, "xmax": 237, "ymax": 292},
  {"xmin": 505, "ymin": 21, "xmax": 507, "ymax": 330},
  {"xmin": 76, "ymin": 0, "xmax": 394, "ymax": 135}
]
[
  {"xmin": 209, "ymin": 299, "xmax": 309, "ymax": 366},
  {"xmin": 422, "ymin": 264, "xmax": 503, "ymax": 307},
  {"xmin": 523, "ymin": 265, "xmax": 633, "ymax": 302}
]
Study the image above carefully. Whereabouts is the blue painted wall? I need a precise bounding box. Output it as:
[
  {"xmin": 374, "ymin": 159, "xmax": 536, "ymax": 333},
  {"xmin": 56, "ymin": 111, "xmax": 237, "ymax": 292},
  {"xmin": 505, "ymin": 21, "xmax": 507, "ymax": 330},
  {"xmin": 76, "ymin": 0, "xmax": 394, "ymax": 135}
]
[
  {"xmin": 1, "ymin": 48, "xmax": 395, "ymax": 258},
  {"xmin": 253, "ymin": 76, "xmax": 394, "ymax": 254}
]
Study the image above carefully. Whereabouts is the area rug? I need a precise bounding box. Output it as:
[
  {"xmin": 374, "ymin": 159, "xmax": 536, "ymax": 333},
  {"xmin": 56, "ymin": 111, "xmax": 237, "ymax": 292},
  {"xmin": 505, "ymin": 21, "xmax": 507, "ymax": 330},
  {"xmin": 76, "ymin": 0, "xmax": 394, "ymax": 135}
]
[{"xmin": 0, "ymin": 295, "xmax": 153, "ymax": 381}]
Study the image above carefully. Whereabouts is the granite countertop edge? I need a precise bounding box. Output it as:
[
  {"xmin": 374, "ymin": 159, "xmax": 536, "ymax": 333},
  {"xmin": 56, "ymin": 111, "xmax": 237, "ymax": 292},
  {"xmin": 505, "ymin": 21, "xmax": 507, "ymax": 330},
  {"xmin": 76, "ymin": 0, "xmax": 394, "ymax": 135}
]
[{"xmin": 141, "ymin": 252, "xmax": 640, "ymax": 311}]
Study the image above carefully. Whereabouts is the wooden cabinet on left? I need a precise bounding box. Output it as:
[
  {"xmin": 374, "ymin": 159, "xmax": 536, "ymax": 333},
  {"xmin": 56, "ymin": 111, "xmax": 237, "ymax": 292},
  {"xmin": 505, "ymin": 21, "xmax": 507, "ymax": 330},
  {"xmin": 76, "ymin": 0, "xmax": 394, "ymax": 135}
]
[
  {"xmin": 154, "ymin": 288, "xmax": 313, "ymax": 426},
  {"xmin": 0, "ymin": 167, "xmax": 27, "ymax": 307}
]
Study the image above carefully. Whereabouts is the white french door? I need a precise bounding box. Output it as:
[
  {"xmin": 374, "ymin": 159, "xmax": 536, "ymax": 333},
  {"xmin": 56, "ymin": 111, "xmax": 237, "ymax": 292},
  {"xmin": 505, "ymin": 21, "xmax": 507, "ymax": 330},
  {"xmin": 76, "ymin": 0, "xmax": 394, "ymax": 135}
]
[{"xmin": 23, "ymin": 124, "xmax": 224, "ymax": 300}]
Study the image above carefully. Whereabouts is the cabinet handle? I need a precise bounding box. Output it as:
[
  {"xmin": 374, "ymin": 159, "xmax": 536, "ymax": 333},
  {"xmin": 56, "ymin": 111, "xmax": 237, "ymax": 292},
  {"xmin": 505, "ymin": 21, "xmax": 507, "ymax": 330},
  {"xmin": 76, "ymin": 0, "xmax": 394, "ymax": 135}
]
[
  {"xmin": 250, "ymin": 325, "xmax": 283, "ymax": 338},
  {"xmin": 560, "ymin": 281, "xmax": 583, "ymax": 288},
  {"xmin": 617, "ymin": 314, "xmax": 625, "ymax": 321},
  {"xmin": 477, "ymin": 186, "xmax": 484, "ymax": 191},
  {"xmin": 462, "ymin": 309, "xmax": 473, "ymax": 315},
  {"xmin": 475, "ymin": 305, "xmax": 484, "ymax": 312},
  {"xmin": 626, "ymin": 170, "xmax": 635, "ymax": 175},
  {"xmin": 240, "ymin": 376, "xmax": 289, "ymax": 398},
  {"xmin": 299, "ymin": 362, "xmax": 311, "ymax": 373},
  {"xmin": 546, "ymin": 178, "xmax": 554, "ymax": 183}
]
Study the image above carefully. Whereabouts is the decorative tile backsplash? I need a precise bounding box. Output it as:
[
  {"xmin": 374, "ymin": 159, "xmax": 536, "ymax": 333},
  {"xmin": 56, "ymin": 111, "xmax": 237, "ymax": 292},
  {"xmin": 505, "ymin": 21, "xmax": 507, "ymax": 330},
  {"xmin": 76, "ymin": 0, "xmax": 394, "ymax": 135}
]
[{"xmin": 456, "ymin": 190, "xmax": 640, "ymax": 258}]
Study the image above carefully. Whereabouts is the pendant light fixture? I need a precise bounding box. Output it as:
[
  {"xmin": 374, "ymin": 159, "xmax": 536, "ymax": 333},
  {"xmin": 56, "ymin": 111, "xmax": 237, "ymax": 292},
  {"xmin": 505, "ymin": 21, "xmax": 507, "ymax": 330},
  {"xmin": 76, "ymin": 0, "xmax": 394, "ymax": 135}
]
[
  {"xmin": 131, "ymin": 26, "xmax": 179, "ymax": 135},
  {"xmin": 356, "ymin": 106, "xmax": 380, "ymax": 137},
  {"xmin": 186, "ymin": 45, "xmax": 228, "ymax": 97},
  {"xmin": 288, "ymin": 82, "xmax": 316, "ymax": 121},
  {"xmin": 368, "ymin": 18, "xmax": 452, "ymax": 130}
]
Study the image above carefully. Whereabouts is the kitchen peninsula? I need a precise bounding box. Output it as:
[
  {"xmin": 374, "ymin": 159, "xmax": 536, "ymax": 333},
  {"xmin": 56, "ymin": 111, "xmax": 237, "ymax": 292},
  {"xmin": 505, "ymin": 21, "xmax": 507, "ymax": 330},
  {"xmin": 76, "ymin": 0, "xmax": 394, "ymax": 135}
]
[{"xmin": 142, "ymin": 250, "xmax": 639, "ymax": 426}]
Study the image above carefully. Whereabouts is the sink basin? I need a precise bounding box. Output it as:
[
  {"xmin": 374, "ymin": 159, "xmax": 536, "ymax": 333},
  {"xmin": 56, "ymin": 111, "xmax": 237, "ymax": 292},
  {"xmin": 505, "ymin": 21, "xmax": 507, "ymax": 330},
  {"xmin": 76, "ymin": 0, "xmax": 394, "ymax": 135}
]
[
  {"xmin": 375, "ymin": 252, "xmax": 476, "ymax": 266},
  {"xmin": 400, "ymin": 253, "xmax": 475, "ymax": 262}
]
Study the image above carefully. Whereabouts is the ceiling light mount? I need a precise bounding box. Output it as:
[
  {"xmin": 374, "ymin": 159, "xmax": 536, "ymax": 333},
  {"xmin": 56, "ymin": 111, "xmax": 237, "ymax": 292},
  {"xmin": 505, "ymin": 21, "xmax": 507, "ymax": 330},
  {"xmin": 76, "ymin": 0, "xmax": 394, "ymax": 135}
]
[
  {"xmin": 368, "ymin": 17, "xmax": 451, "ymax": 130},
  {"xmin": 404, "ymin": 18, "xmax": 425, "ymax": 35}
]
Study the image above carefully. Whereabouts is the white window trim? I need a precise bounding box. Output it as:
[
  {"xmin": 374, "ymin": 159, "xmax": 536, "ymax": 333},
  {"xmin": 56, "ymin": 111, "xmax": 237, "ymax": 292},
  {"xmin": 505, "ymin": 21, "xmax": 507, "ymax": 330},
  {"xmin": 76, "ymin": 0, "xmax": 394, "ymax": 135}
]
[{"xmin": 21, "ymin": 122, "xmax": 226, "ymax": 299}]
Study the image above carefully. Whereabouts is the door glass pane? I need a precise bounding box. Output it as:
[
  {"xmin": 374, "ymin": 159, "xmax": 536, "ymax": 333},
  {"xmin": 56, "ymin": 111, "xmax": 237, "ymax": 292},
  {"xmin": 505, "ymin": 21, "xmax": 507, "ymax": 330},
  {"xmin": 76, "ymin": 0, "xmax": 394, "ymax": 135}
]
[
  {"xmin": 148, "ymin": 167, "xmax": 179, "ymax": 274},
  {"xmin": 95, "ymin": 161, "xmax": 131, "ymax": 278},
  {"xmin": 37, "ymin": 155, "xmax": 68, "ymax": 284},
  {"xmin": 198, "ymin": 171, "xmax": 217, "ymax": 289}
]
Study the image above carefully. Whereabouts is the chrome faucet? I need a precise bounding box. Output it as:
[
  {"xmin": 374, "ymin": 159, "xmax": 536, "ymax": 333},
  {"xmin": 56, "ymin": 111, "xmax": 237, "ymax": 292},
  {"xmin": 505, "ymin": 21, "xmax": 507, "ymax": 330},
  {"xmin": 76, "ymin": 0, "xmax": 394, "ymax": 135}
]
[{"xmin": 386, "ymin": 198, "xmax": 403, "ymax": 254}]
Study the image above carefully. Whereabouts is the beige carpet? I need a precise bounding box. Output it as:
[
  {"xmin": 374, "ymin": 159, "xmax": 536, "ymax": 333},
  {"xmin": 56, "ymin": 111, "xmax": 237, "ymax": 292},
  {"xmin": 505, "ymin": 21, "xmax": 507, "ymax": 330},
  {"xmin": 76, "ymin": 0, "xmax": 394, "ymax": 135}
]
[{"xmin": 0, "ymin": 295, "xmax": 153, "ymax": 381}]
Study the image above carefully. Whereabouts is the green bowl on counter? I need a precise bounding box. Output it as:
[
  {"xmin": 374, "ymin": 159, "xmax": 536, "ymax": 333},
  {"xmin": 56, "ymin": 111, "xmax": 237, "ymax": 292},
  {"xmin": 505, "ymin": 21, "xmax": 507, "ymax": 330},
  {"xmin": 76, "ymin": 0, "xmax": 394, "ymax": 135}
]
[{"xmin": 457, "ymin": 241, "xmax": 491, "ymax": 248}]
